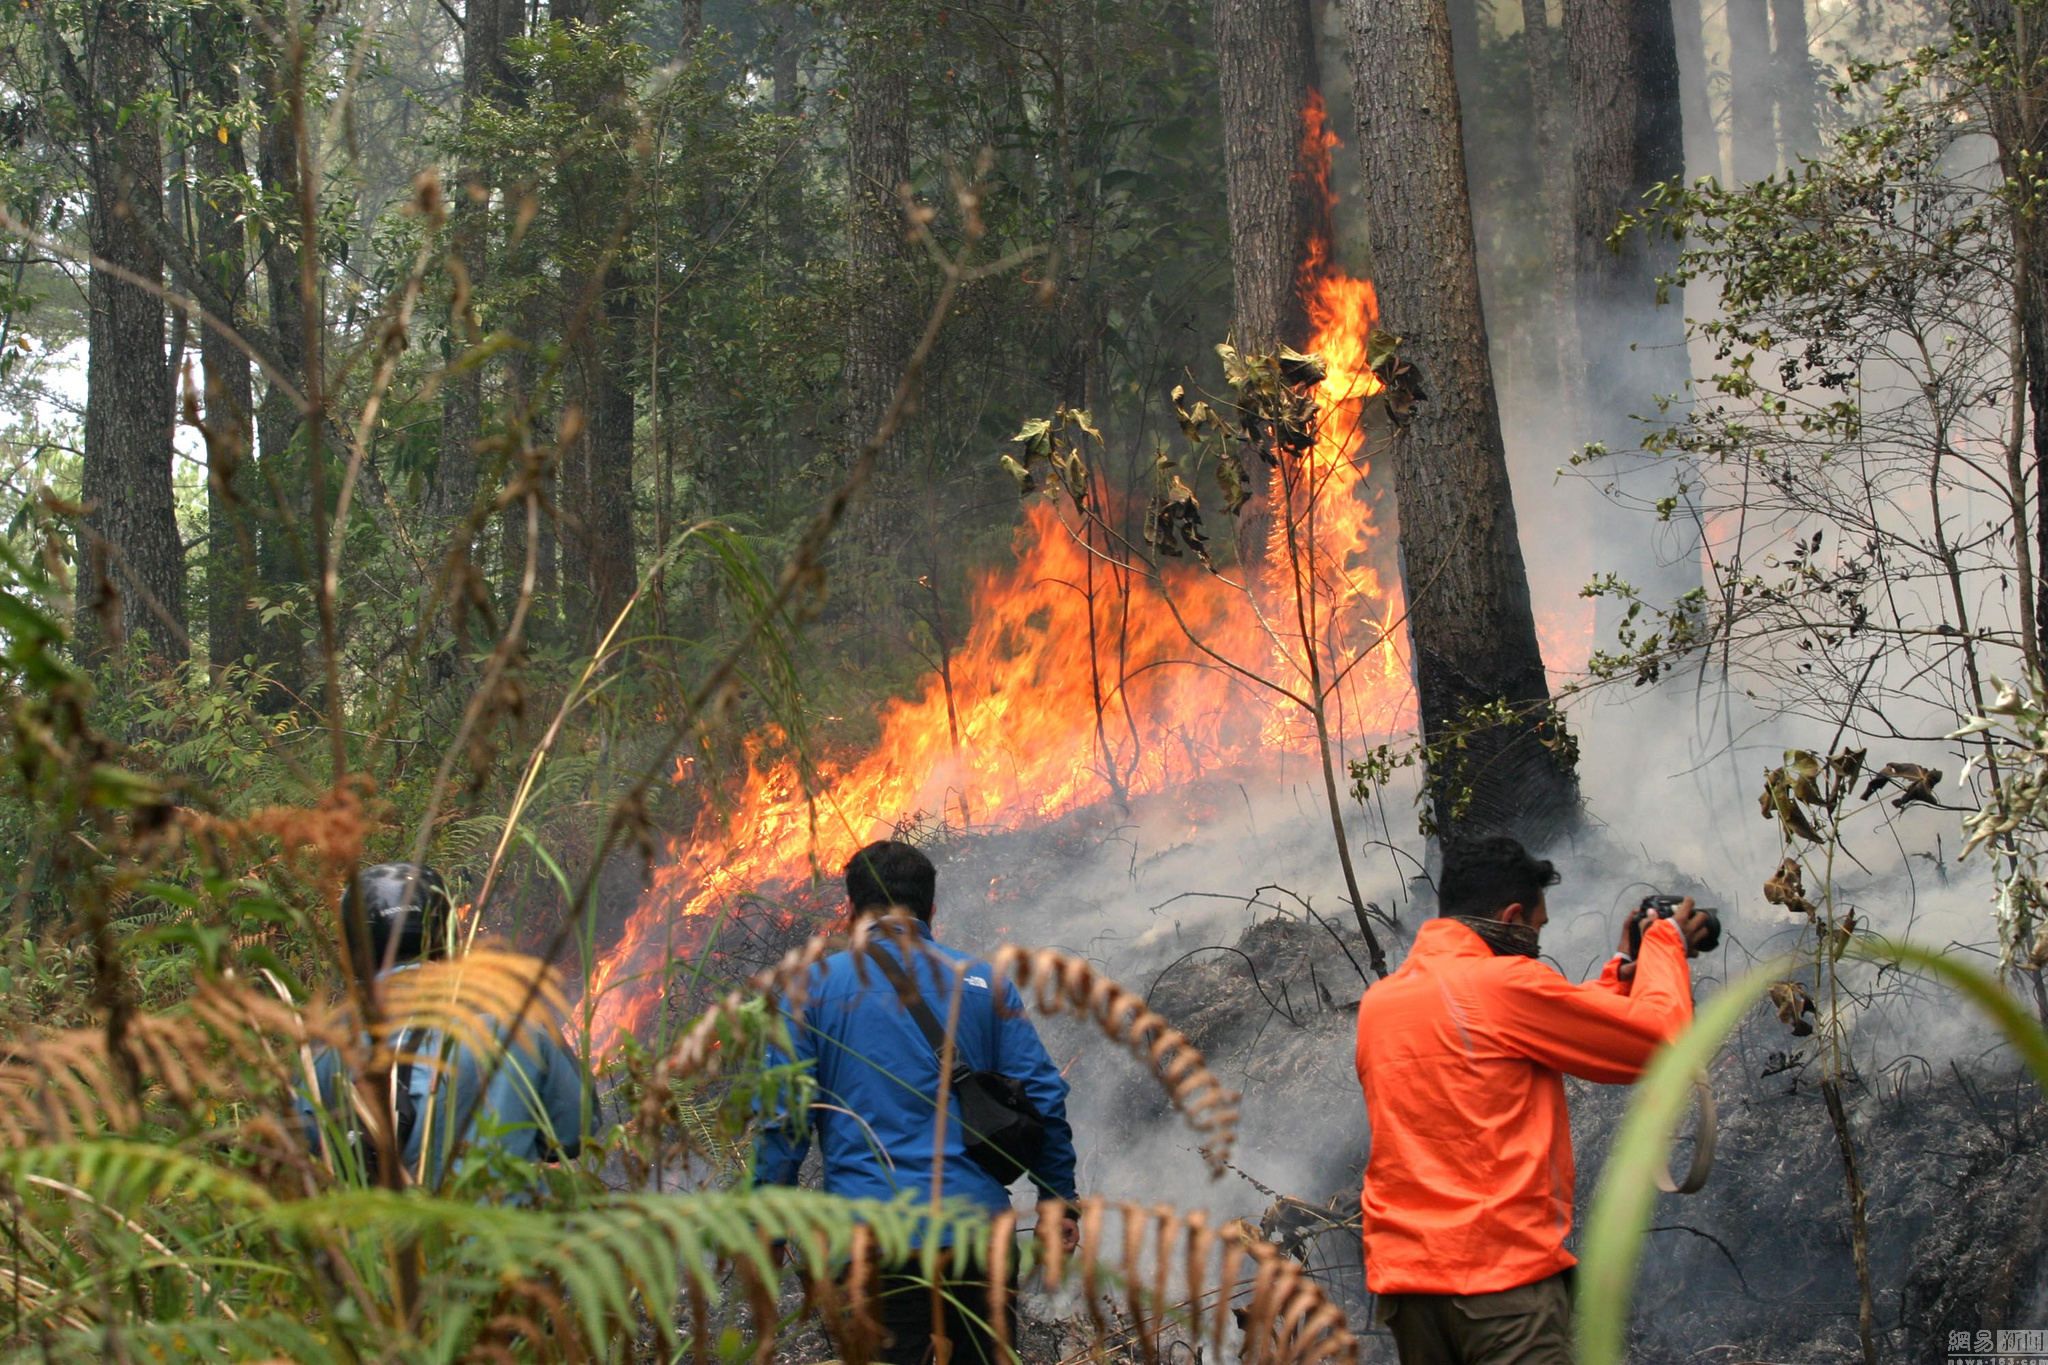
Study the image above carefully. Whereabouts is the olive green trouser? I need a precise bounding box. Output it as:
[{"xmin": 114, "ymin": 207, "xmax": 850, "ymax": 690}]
[{"xmin": 1374, "ymin": 1271, "xmax": 1573, "ymax": 1365}]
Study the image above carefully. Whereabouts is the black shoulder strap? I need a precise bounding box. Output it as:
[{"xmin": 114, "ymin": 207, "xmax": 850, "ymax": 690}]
[{"xmin": 862, "ymin": 941, "xmax": 970, "ymax": 1081}]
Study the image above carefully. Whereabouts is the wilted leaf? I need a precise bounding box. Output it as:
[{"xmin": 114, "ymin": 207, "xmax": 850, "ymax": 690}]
[
  {"xmin": 1763, "ymin": 857, "xmax": 1816, "ymax": 917},
  {"xmin": 1768, "ymin": 981, "xmax": 1817, "ymax": 1036},
  {"xmin": 1859, "ymin": 762, "xmax": 1943, "ymax": 808},
  {"xmin": 1214, "ymin": 342, "xmax": 1248, "ymax": 388},
  {"xmin": 1146, "ymin": 455, "xmax": 1209, "ymax": 566},
  {"xmin": 1215, "ymin": 450, "xmax": 1248, "ymax": 515},
  {"xmin": 1054, "ymin": 448, "xmax": 1089, "ymax": 505},
  {"xmin": 1011, "ymin": 417, "xmax": 1053, "ymax": 458},
  {"xmin": 999, "ymin": 454, "xmax": 1037, "ymax": 496},
  {"xmin": 1277, "ymin": 345, "xmax": 1327, "ymax": 388},
  {"xmin": 1784, "ymin": 749, "xmax": 1825, "ymax": 806}
]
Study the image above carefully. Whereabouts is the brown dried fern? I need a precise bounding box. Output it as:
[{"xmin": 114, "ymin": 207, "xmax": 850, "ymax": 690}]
[
  {"xmin": 1028, "ymin": 1196, "xmax": 1359, "ymax": 1365},
  {"xmin": 634, "ymin": 921, "xmax": 1240, "ymax": 1172}
]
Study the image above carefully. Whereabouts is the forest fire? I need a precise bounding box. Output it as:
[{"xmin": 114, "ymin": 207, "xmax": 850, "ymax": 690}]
[{"xmin": 581, "ymin": 117, "xmax": 1412, "ymax": 1050}]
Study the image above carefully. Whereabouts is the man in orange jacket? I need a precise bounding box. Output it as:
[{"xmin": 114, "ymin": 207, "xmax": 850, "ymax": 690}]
[{"xmin": 1354, "ymin": 836, "xmax": 1708, "ymax": 1365}]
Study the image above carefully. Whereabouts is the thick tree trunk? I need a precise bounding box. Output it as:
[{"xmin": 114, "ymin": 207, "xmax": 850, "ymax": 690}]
[
  {"xmin": 1519, "ymin": 0, "xmax": 1581, "ymax": 403},
  {"xmin": 433, "ymin": 0, "xmax": 516, "ymax": 532},
  {"xmin": 843, "ymin": 5, "xmax": 913, "ymax": 460},
  {"xmin": 1670, "ymin": 0, "xmax": 1721, "ymax": 182},
  {"xmin": 78, "ymin": 0, "xmax": 185, "ymax": 661},
  {"xmin": 585, "ymin": 277, "xmax": 638, "ymax": 631},
  {"xmin": 252, "ymin": 26, "xmax": 311, "ymax": 704},
  {"xmin": 841, "ymin": 0, "xmax": 915, "ymax": 646},
  {"xmin": 770, "ymin": 3, "xmax": 806, "ymax": 259},
  {"xmin": 192, "ymin": 6, "xmax": 255, "ymax": 674},
  {"xmin": 1342, "ymin": 0, "xmax": 1579, "ymax": 841},
  {"xmin": 1727, "ymin": 0, "xmax": 1776, "ymax": 181},
  {"xmin": 1563, "ymin": 0, "xmax": 1689, "ymax": 412},
  {"xmin": 551, "ymin": 0, "xmax": 637, "ymax": 643},
  {"xmin": 1772, "ymin": 0, "xmax": 1820, "ymax": 163},
  {"xmin": 1971, "ymin": 1, "xmax": 2048, "ymax": 667},
  {"xmin": 1046, "ymin": 11, "xmax": 1104, "ymax": 415},
  {"xmin": 1213, "ymin": 0, "xmax": 1324, "ymax": 570},
  {"xmin": 1563, "ymin": 0, "xmax": 1698, "ymax": 606}
]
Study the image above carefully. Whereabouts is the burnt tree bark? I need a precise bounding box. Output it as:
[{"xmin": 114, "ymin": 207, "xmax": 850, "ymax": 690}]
[
  {"xmin": 1214, "ymin": 0, "xmax": 1325, "ymax": 570},
  {"xmin": 191, "ymin": 6, "xmax": 256, "ymax": 673},
  {"xmin": 1342, "ymin": 0, "xmax": 1579, "ymax": 840},
  {"xmin": 1772, "ymin": 0, "xmax": 1820, "ymax": 163},
  {"xmin": 76, "ymin": 0, "xmax": 185, "ymax": 660},
  {"xmin": 1727, "ymin": 0, "xmax": 1776, "ymax": 181}
]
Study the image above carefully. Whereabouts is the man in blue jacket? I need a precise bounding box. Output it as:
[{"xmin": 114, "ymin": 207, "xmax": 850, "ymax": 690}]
[
  {"xmin": 299, "ymin": 863, "xmax": 589, "ymax": 1190},
  {"xmin": 755, "ymin": 840, "xmax": 1080, "ymax": 1365}
]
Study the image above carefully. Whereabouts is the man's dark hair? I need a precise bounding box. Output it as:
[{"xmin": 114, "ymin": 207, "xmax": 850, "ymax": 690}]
[
  {"xmin": 844, "ymin": 840, "xmax": 937, "ymax": 922},
  {"xmin": 1438, "ymin": 836, "xmax": 1560, "ymax": 919},
  {"xmin": 344, "ymin": 863, "xmax": 453, "ymax": 973}
]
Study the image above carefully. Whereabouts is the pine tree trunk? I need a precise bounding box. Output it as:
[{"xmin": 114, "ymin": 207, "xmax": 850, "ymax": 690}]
[
  {"xmin": 78, "ymin": 0, "xmax": 185, "ymax": 661},
  {"xmin": 585, "ymin": 276, "xmax": 638, "ymax": 632},
  {"xmin": 1341, "ymin": 0, "xmax": 1579, "ymax": 841},
  {"xmin": 550, "ymin": 0, "xmax": 637, "ymax": 643},
  {"xmin": 1214, "ymin": 0, "xmax": 1325, "ymax": 569},
  {"xmin": 434, "ymin": 0, "xmax": 514, "ymax": 533},
  {"xmin": 1727, "ymin": 0, "xmax": 1776, "ymax": 181},
  {"xmin": 253, "ymin": 23, "xmax": 310, "ymax": 704},
  {"xmin": 192, "ymin": 7, "xmax": 255, "ymax": 674},
  {"xmin": 1970, "ymin": 1, "xmax": 2048, "ymax": 667},
  {"xmin": 1563, "ymin": 0, "xmax": 1698, "ymax": 605},
  {"xmin": 842, "ymin": 0, "xmax": 914, "ymax": 645},
  {"xmin": 1771, "ymin": 0, "xmax": 1819, "ymax": 162},
  {"xmin": 1563, "ymin": 0, "xmax": 1689, "ymax": 411},
  {"xmin": 770, "ymin": 3, "xmax": 806, "ymax": 259},
  {"xmin": 1670, "ymin": 0, "xmax": 1722, "ymax": 182},
  {"xmin": 1519, "ymin": 0, "xmax": 1581, "ymax": 403}
]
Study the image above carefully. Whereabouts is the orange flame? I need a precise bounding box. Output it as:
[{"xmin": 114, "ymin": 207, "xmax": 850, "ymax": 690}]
[{"xmin": 579, "ymin": 101, "xmax": 1414, "ymax": 1050}]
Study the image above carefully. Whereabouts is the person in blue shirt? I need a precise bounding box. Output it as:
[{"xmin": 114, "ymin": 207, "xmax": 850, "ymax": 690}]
[
  {"xmin": 298, "ymin": 863, "xmax": 589, "ymax": 1191},
  {"xmin": 755, "ymin": 840, "xmax": 1080, "ymax": 1365}
]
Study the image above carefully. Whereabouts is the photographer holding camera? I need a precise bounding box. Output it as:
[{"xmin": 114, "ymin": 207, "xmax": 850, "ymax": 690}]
[{"xmin": 1354, "ymin": 837, "xmax": 1713, "ymax": 1365}]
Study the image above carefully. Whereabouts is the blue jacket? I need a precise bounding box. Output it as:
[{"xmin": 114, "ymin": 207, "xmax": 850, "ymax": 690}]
[
  {"xmin": 754, "ymin": 921, "xmax": 1079, "ymax": 1212},
  {"xmin": 297, "ymin": 971, "xmax": 588, "ymax": 1186}
]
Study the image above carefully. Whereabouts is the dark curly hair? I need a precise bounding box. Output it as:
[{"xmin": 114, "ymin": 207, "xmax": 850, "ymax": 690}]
[
  {"xmin": 844, "ymin": 840, "xmax": 937, "ymax": 922},
  {"xmin": 1438, "ymin": 836, "xmax": 1560, "ymax": 919}
]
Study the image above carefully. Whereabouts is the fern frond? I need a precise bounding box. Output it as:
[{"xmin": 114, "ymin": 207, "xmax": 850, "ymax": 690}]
[
  {"xmin": 638, "ymin": 920, "xmax": 1240, "ymax": 1172},
  {"xmin": 0, "ymin": 1140, "xmax": 276, "ymax": 1211},
  {"xmin": 365, "ymin": 948, "xmax": 568, "ymax": 1059},
  {"xmin": 988, "ymin": 946, "xmax": 1239, "ymax": 1174}
]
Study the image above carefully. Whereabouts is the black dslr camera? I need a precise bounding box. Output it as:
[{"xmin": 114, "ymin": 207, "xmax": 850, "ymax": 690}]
[{"xmin": 1630, "ymin": 893, "xmax": 1722, "ymax": 957}]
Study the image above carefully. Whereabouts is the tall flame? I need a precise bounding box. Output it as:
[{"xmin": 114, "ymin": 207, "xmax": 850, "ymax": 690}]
[{"xmin": 579, "ymin": 97, "xmax": 1412, "ymax": 1049}]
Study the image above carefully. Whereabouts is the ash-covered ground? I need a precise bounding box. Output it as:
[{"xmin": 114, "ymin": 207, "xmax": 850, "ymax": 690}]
[
  {"xmin": 897, "ymin": 779, "xmax": 2048, "ymax": 1365},
  {"xmin": 664, "ymin": 753, "xmax": 2043, "ymax": 1365}
]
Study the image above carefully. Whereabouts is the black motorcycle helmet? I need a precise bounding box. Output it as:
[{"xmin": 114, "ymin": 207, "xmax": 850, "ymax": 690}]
[{"xmin": 344, "ymin": 863, "xmax": 453, "ymax": 972}]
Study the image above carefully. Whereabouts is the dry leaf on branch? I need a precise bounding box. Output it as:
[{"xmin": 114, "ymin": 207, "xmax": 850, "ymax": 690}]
[
  {"xmin": 1764, "ymin": 858, "xmax": 1816, "ymax": 918},
  {"xmin": 1768, "ymin": 981, "xmax": 1817, "ymax": 1037}
]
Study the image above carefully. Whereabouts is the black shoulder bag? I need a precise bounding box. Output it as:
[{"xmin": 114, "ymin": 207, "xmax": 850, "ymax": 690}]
[{"xmin": 863, "ymin": 943, "xmax": 1047, "ymax": 1188}]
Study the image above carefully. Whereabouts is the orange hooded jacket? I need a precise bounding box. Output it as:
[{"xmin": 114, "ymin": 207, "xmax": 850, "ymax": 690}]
[{"xmin": 1353, "ymin": 915, "xmax": 1693, "ymax": 1295}]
